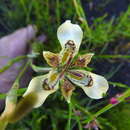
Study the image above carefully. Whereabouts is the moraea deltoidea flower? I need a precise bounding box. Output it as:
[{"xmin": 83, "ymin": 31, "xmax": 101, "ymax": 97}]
[
  {"xmin": 23, "ymin": 20, "xmax": 109, "ymax": 108},
  {"xmin": 0, "ymin": 21, "xmax": 109, "ymax": 128}
]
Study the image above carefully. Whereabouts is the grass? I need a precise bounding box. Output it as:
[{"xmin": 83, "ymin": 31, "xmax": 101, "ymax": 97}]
[{"xmin": 0, "ymin": 0, "xmax": 130, "ymax": 129}]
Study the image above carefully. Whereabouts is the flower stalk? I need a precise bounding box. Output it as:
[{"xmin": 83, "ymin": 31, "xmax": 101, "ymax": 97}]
[{"xmin": 83, "ymin": 88, "xmax": 130, "ymax": 124}]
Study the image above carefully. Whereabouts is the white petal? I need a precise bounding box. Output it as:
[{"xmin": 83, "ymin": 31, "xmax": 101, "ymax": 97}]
[
  {"xmin": 57, "ymin": 20, "xmax": 83, "ymax": 51},
  {"xmin": 23, "ymin": 75, "xmax": 58, "ymax": 108},
  {"xmin": 66, "ymin": 70, "xmax": 109, "ymax": 99},
  {"xmin": 81, "ymin": 72, "xmax": 109, "ymax": 99}
]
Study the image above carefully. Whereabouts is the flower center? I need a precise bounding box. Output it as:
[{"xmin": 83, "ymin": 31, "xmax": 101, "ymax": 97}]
[
  {"xmin": 59, "ymin": 40, "xmax": 76, "ymax": 78},
  {"xmin": 42, "ymin": 40, "xmax": 77, "ymax": 90}
]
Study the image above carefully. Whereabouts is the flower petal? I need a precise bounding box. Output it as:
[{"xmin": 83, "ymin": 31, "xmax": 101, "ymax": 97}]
[
  {"xmin": 43, "ymin": 51, "xmax": 60, "ymax": 67},
  {"xmin": 47, "ymin": 69, "xmax": 60, "ymax": 88},
  {"xmin": 66, "ymin": 70, "xmax": 90, "ymax": 87},
  {"xmin": 59, "ymin": 41, "xmax": 76, "ymax": 65},
  {"xmin": 66, "ymin": 70, "xmax": 109, "ymax": 99},
  {"xmin": 23, "ymin": 74, "xmax": 58, "ymax": 108},
  {"xmin": 80, "ymin": 72, "xmax": 109, "ymax": 99},
  {"xmin": 60, "ymin": 78, "xmax": 75, "ymax": 103},
  {"xmin": 72, "ymin": 53, "xmax": 94, "ymax": 67},
  {"xmin": 57, "ymin": 20, "xmax": 83, "ymax": 52}
]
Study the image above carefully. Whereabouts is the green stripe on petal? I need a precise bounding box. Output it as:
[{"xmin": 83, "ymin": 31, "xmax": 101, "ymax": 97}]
[{"xmin": 23, "ymin": 75, "xmax": 58, "ymax": 108}]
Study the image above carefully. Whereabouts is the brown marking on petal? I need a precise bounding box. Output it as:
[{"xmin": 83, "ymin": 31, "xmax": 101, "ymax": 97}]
[
  {"xmin": 72, "ymin": 58, "xmax": 86, "ymax": 67},
  {"xmin": 63, "ymin": 79, "xmax": 74, "ymax": 92},
  {"xmin": 86, "ymin": 75, "xmax": 93, "ymax": 87},
  {"xmin": 42, "ymin": 79, "xmax": 51, "ymax": 90},
  {"xmin": 43, "ymin": 52, "xmax": 59, "ymax": 67},
  {"xmin": 42, "ymin": 71, "xmax": 59, "ymax": 90},
  {"xmin": 61, "ymin": 79, "xmax": 75, "ymax": 101},
  {"xmin": 65, "ymin": 40, "xmax": 76, "ymax": 51},
  {"xmin": 49, "ymin": 56, "xmax": 59, "ymax": 67},
  {"xmin": 72, "ymin": 53, "xmax": 94, "ymax": 67}
]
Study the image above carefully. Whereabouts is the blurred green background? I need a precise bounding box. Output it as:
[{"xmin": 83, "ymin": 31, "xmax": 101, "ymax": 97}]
[{"xmin": 0, "ymin": 0, "xmax": 130, "ymax": 129}]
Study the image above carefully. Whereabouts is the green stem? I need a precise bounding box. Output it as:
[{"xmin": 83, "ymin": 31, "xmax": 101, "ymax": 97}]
[
  {"xmin": 95, "ymin": 54, "xmax": 130, "ymax": 59},
  {"xmin": 0, "ymin": 88, "xmax": 26, "ymax": 99},
  {"xmin": 75, "ymin": 115, "xmax": 83, "ymax": 130},
  {"xmin": 73, "ymin": 0, "xmax": 91, "ymax": 39},
  {"xmin": 6, "ymin": 59, "xmax": 31, "ymax": 105},
  {"xmin": 56, "ymin": 0, "xmax": 60, "ymax": 25},
  {"xmin": 74, "ymin": 103, "xmax": 92, "ymax": 117},
  {"xmin": 0, "ymin": 55, "xmax": 27, "ymax": 73},
  {"xmin": 20, "ymin": 0, "xmax": 28, "ymax": 14},
  {"xmin": 72, "ymin": 106, "xmax": 83, "ymax": 130},
  {"xmin": 9, "ymin": 59, "xmax": 31, "ymax": 104},
  {"xmin": 66, "ymin": 102, "xmax": 72, "ymax": 130},
  {"xmin": 16, "ymin": 60, "xmax": 31, "ymax": 82},
  {"xmin": 109, "ymin": 81, "xmax": 129, "ymax": 88},
  {"xmin": 83, "ymin": 89, "xmax": 130, "ymax": 124},
  {"xmin": 31, "ymin": 63, "xmax": 51, "ymax": 73}
]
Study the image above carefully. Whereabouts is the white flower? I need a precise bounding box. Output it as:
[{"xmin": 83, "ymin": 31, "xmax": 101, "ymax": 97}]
[
  {"xmin": 23, "ymin": 21, "xmax": 108, "ymax": 107},
  {"xmin": 57, "ymin": 20, "xmax": 83, "ymax": 52},
  {"xmin": 0, "ymin": 20, "xmax": 109, "ymax": 128},
  {"xmin": 23, "ymin": 75, "xmax": 58, "ymax": 108}
]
